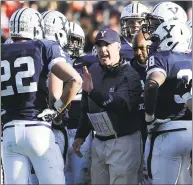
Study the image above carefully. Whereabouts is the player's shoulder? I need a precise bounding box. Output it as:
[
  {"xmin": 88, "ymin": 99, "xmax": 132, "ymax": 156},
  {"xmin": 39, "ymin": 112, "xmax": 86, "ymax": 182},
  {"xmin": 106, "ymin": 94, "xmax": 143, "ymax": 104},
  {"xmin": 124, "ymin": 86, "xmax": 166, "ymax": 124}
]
[
  {"xmin": 151, "ymin": 50, "xmax": 170, "ymax": 59},
  {"xmin": 88, "ymin": 62, "xmax": 100, "ymax": 73},
  {"xmin": 79, "ymin": 54, "xmax": 99, "ymax": 68},
  {"xmin": 2, "ymin": 40, "xmax": 36, "ymax": 48},
  {"xmin": 149, "ymin": 51, "xmax": 173, "ymax": 67},
  {"xmin": 2, "ymin": 40, "xmax": 40, "ymax": 59},
  {"xmin": 124, "ymin": 60, "xmax": 140, "ymax": 77},
  {"xmin": 1, "ymin": 42, "xmax": 8, "ymax": 49},
  {"xmin": 2, "ymin": 39, "xmax": 50, "ymax": 52},
  {"xmin": 120, "ymin": 43, "xmax": 133, "ymax": 52},
  {"xmin": 80, "ymin": 54, "xmax": 98, "ymax": 62},
  {"xmin": 152, "ymin": 50, "xmax": 190, "ymax": 60},
  {"xmin": 37, "ymin": 39, "xmax": 66, "ymax": 54},
  {"xmin": 120, "ymin": 35, "xmax": 127, "ymax": 44},
  {"xmin": 37, "ymin": 39, "xmax": 60, "ymax": 49},
  {"xmin": 39, "ymin": 39, "xmax": 69, "ymax": 59},
  {"xmin": 152, "ymin": 51, "xmax": 192, "ymax": 72},
  {"xmin": 120, "ymin": 36, "xmax": 132, "ymax": 48},
  {"xmin": 120, "ymin": 37, "xmax": 134, "ymax": 60}
]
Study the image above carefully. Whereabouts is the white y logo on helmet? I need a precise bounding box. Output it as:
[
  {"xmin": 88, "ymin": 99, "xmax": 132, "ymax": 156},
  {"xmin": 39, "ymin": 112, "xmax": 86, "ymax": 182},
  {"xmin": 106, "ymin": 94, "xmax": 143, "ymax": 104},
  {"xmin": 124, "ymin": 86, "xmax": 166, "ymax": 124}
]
[{"xmin": 168, "ymin": 7, "xmax": 178, "ymax": 15}]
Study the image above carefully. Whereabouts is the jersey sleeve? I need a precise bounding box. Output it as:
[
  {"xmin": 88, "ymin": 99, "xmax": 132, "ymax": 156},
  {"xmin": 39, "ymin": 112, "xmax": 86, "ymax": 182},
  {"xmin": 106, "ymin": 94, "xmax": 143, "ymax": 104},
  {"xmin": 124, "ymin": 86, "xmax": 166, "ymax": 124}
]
[
  {"xmin": 41, "ymin": 40, "xmax": 70, "ymax": 71},
  {"xmin": 146, "ymin": 54, "xmax": 167, "ymax": 78}
]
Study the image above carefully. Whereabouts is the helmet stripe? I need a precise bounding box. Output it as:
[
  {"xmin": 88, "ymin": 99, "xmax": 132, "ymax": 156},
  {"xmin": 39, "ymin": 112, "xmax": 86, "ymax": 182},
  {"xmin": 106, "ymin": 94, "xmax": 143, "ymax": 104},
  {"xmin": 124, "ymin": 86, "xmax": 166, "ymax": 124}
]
[
  {"xmin": 13, "ymin": 9, "xmax": 23, "ymax": 33},
  {"xmin": 35, "ymin": 13, "xmax": 44, "ymax": 31},
  {"xmin": 73, "ymin": 22, "xmax": 75, "ymax": 32},
  {"xmin": 152, "ymin": 2, "xmax": 164, "ymax": 12},
  {"xmin": 42, "ymin": 10, "xmax": 54, "ymax": 19},
  {"xmin": 137, "ymin": 3, "xmax": 139, "ymax": 13},
  {"xmin": 131, "ymin": 3, "xmax": 134, "ymax": 13},
  {"xmin": 17, "ymin": 8, "xmax": 27, "ymax": 33}
]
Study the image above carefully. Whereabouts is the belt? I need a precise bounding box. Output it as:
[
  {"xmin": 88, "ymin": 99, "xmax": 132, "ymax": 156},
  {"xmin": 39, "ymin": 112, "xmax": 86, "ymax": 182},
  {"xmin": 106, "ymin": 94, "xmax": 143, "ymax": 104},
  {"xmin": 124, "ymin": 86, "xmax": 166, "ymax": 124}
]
[
  {"xmin": 3, "ymin": 123, "xmax": 52, "ymax": 131},
  {"xmin": 95, "ymin": 132, "xmax": 129, "ymax": 141}
]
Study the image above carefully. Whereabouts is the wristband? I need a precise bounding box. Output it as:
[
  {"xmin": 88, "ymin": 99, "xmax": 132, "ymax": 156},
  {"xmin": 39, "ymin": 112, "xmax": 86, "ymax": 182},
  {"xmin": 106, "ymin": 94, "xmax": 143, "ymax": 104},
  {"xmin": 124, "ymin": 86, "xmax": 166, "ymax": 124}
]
[
  {"xmin": 54, "ymin": 99, "xmax": 67, "ymax": 113},
  {"xmin": 182, "ymin": 92, "xmax": 192, "ymax": 104}
]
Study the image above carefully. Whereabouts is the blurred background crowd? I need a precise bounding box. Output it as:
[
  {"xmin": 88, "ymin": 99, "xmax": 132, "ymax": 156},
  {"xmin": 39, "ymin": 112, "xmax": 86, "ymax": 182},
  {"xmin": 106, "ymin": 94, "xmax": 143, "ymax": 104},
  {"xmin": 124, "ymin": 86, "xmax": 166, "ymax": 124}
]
[{"xmin": 1, "ymin": 0, "xmax": 192, "ymax": 53}]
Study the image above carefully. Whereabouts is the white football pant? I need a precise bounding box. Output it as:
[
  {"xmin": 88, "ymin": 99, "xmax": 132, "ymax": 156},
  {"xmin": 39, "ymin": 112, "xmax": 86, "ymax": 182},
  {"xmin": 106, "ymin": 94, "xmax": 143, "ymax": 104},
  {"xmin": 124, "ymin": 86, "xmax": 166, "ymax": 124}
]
[
  {"xmin": 65, "ymin": 129, "xmax": 92, "ymax": 185},
  {"xmin": 2, "ymin": 120, "xmax": 65, "ymax": 184},
  {"xmin": 144, "ymin": 120, "xmax": 192, "ymax": 184},
  {"xmin": 28, "ymin": 128, "xmax": 67, "ymax": 185}
]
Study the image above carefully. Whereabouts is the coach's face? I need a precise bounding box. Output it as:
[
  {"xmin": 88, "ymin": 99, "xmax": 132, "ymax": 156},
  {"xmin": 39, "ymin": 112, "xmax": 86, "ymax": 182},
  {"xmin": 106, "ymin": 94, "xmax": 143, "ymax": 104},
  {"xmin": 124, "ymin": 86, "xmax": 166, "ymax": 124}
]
[{"xmin": 96, "ymin": 41, "xmax": 121, "ymax": 66}]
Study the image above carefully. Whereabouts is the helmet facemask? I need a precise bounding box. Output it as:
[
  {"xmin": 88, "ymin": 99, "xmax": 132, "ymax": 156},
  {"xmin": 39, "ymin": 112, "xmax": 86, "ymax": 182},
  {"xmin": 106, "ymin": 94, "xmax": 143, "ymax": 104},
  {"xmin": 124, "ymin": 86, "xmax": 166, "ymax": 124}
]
[
  {"xmin": 65, "ymin": 33, "xmax": 85, "ymax": 58},
  {"xmin": 55, "ymin": 17, "xmax": 70, "ymax": 49},
  {"xmin": 146, "ymin": 34, "xmax": 160, "ymax": 55},
  {"xmin": 142, "ymin": 13, "xmax": 164, "ymax": 41},
  {"xmin": 121, "ymin": 17, "xmax": 145, "ymax": 40}
]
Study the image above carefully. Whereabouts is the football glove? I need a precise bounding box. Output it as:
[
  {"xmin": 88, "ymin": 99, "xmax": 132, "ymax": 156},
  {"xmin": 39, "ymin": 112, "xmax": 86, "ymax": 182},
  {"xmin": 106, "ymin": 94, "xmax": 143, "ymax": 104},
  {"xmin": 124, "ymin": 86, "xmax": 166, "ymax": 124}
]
[
  {"xmin": 176, "ymin": 79, "xmax": 192, "ymax": 97},
  {"xmin": 182, "ymin": 92, "xmax": 192, "ymax": 104},
  {"xmin": 37, "ymin": 109, "xmax": 58, "ymax": 122}
]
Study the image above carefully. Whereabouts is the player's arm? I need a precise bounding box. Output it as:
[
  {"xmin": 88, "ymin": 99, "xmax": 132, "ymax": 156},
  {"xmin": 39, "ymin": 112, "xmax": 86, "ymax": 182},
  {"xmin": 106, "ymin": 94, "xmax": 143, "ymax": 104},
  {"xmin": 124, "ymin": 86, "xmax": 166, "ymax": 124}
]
[
  {"xmin": 44, "ymin": 41, "xmax": 83, "ymax": 113},
  {"xmin": 144, "ymin": 71, "xmax": 166, "ymax": 121},
  {"xmin": 51, "ymin": 62, "xmax": 83, "ymax": 113},
  {"xmin": 48, "ymin": 72, "xmax": 63, "ymax": 109},
  {"xmin": 144, "ymin": 53, "xmax": 169, "ymax": 123},
  {"xmin": 144, "ymin": 70, "xmax": 171, "ymax": 133}
]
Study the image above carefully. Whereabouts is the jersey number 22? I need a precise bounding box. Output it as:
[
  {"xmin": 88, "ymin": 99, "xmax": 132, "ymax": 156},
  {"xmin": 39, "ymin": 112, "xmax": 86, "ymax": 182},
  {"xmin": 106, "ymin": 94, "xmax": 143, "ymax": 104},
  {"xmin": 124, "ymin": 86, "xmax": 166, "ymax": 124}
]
[{"xmin": 1, "ymin": 56, "xmax": 37, "ymax": 96}]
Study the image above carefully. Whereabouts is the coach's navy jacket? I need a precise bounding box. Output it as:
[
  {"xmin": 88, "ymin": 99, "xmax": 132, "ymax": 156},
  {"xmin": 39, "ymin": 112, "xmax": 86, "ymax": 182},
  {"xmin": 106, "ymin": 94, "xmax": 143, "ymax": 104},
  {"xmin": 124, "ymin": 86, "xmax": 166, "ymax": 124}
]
[{"xmin": 75, "ymin": 58, "xmax": 142, "ymax": 140}]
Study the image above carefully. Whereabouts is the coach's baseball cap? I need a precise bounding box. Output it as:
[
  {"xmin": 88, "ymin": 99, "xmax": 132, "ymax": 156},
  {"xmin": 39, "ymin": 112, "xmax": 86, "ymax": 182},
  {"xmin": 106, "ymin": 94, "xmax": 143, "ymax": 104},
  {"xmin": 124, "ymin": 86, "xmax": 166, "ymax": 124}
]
[{"xmin": 95, "ymin": 28, "xmax": 121, "ymax": 45}]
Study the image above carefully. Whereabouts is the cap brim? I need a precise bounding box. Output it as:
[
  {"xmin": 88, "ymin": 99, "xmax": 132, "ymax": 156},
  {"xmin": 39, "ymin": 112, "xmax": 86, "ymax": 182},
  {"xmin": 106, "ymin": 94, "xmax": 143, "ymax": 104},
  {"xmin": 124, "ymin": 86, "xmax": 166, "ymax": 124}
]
[{"xmin": 95, "ymin": 38, "xmax": 114, "ymax": 45}]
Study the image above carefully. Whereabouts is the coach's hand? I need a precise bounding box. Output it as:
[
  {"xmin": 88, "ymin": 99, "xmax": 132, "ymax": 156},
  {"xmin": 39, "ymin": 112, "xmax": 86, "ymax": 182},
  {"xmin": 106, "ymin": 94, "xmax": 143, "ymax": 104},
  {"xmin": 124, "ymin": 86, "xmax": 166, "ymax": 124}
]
[
  {"xmin": 82, "ymin": 66, "xmax": 93, "ymax": 93},
  {"xmin": 73, "ymin": 138, "xmax": 84, "ymax": 158}
]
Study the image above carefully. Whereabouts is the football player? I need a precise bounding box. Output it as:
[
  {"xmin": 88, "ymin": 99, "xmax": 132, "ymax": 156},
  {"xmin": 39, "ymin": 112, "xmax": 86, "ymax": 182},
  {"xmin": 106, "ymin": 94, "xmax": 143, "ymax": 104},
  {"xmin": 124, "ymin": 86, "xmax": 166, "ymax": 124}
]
[
  {"xmin": 39, "ymin": 10, "xmax": 72, "ymax": 184},
  {"xmin": 41, "ymin": 9, "xmax": 70, "ymax": 149},
  {"xmin": 120, "ymin": 2, "xmax": 149, "ymax": 61},
  {"xmin": 130, "ymin": 32, "xmax": 152, "ymax": 184},
  {"xmin": 144, "ymin": 20, "xmax": 192, "ymax": 184},
  {"xmin": 142, "ymin": 1, "xmax": 187, "ymax": 41},
  {"xmin": 1, "ymin": 8, "xmax": 82, "ymax": 184},
  {"xmin": 64, "ymin": 22, "xmax": 93, "ymax": 185},
  {"xmin": 27, "ymin": 10, "xmax": 72, "ymax": 184},
  {"xmin": 64, "ymin": 22, "xmax": 99, "ymax": 72}
]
